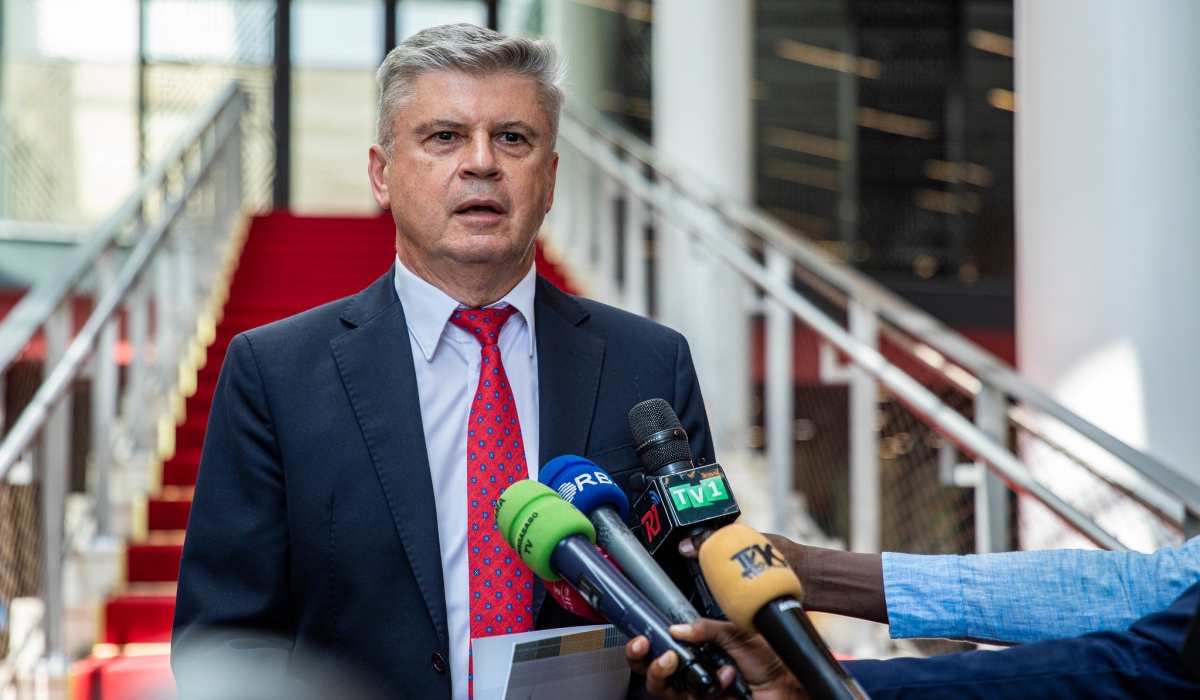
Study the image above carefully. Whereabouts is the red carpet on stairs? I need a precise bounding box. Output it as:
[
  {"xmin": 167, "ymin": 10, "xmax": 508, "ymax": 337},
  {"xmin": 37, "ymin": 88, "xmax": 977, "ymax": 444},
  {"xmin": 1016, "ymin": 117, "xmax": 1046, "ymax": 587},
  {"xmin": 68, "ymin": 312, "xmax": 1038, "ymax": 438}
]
[{"xmin": 79, "ymin": 212, "xmax": 578, "ymax": 700}]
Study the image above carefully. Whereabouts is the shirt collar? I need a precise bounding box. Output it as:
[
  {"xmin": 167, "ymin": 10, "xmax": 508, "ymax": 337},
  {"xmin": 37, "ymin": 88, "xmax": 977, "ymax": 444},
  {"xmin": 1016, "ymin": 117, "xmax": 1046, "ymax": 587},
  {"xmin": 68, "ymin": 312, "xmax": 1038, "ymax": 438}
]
[{"xmin": 393, "ymin": 256, "xmax": 538, "ymax": 362}]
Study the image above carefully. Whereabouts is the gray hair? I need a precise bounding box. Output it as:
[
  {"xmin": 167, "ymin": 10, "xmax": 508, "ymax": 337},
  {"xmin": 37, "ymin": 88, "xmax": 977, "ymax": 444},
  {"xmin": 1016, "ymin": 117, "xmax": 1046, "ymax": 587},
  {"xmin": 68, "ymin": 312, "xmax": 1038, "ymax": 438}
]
[{"xmin": 376, "ymin": 24, "xmax": 567, "ymax": 155}]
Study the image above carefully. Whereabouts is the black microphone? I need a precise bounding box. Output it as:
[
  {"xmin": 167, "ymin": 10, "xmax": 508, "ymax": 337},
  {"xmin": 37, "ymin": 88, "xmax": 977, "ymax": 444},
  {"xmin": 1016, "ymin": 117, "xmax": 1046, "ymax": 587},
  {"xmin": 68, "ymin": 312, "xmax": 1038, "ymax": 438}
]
[
  {"xmin": 539, "ymin": 455, "xmax": 755, "ymax": 700},
  {"xmin": 626, "ymin": 399, "xmax": 741, "ymax": 619},
  {"xmin": 699, "ymin": 524, "xmax": 871, "ymax": 700},
  {"xmin": 495, "ymin": 479, "xmax": 725, "ymax": 700}
]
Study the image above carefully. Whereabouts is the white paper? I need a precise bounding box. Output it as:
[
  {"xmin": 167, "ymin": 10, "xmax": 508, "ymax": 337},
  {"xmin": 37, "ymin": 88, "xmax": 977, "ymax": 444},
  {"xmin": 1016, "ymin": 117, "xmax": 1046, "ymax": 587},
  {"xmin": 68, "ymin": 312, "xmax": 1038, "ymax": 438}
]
[{"xmin": 471, "ymin": 625, "xmax": 630, "ymax": 700}]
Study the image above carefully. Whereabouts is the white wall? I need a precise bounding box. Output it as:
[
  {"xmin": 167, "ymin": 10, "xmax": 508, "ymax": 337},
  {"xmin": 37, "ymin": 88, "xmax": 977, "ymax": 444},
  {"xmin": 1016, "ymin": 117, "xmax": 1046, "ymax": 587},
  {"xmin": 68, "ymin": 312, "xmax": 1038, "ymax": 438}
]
[{"xmin": 1015, "ymin": 0, "xmax": 1200, "ymax": 545}]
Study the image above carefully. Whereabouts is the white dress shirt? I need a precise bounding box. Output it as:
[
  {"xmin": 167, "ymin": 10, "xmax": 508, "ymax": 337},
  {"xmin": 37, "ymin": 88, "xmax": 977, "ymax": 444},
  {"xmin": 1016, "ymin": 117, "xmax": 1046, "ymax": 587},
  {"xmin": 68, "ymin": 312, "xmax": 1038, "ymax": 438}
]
[{"xmin": 394, "ymin": 257, "xmax": 540, "ymax": 700}]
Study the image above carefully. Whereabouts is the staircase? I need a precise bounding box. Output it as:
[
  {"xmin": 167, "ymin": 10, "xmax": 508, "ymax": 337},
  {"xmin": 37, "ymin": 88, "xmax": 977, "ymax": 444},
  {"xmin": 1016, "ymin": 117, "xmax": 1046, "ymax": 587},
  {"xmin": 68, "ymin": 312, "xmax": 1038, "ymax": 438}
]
[{"xmin": 71, "ymin": 211, "xmax": 575, "ymax": 700}]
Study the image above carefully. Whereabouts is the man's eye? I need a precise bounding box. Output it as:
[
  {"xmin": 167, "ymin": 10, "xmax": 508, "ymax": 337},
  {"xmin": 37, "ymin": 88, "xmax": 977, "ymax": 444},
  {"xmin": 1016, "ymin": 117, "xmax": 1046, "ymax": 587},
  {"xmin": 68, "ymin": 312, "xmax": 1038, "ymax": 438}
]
[
  {"xmin": 500, "ymin": 133, "xmax": 522, "ymax": 144},
  {"xmin": 435, "ymin": 132, "xmax": 454, "ymax": 141}
]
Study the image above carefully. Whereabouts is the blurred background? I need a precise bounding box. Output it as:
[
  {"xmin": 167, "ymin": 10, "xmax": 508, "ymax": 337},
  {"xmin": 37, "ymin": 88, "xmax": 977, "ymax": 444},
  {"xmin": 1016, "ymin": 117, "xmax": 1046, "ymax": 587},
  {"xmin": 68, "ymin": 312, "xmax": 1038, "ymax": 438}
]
[{"xmin": 0, "ymin": 0, "xmax": 1198, "ymax": 697}]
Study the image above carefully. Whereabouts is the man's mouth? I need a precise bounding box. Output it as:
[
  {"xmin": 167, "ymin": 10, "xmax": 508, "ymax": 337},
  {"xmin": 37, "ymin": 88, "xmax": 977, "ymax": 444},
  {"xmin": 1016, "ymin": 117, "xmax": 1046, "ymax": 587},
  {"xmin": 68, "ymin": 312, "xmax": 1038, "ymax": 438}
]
[{"xmin": 454, "ymin": 199, "xmax": 506, "ymax": 217}]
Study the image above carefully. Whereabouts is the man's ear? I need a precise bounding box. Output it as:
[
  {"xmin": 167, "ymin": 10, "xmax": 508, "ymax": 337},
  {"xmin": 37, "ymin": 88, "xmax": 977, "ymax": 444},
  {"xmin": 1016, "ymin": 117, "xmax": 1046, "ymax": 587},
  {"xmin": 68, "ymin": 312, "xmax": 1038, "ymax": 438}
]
[
  {"xmin": 368, "ymin": 144, "xmax": 391, "ymax": 210},
  {"xmin": 545, "ymin": 151, "xmax": 559, "ymax": 213}
]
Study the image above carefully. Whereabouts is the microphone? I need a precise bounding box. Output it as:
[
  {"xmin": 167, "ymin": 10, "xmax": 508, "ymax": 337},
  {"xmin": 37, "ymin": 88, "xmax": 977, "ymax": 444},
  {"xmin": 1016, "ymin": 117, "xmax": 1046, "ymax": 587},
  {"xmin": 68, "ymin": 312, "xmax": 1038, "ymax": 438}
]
[
  {"xmin": 540, "ymin": 455, "xmax": 698, "ymax": 623},
  {"xmin": 545, "ymin": 567, "xmax": 604, "ymax": 622},
  {"xmin": 626, "ymin": 399, "xmax": 741, "ymax": 618},
  {"xmin": 544, "ymin": 544, "xmax": 626, "ymax": 623},
  {"xmin": 698, "ymin": 524, "xmax": 871, "ymax": 700},
  {"xmin": 540, "ymin": 455, "xmax": 755, "ymax": 700},
  {"xmin": 495, "ymin": 480, "xmax": 724, "ymax": 700}
]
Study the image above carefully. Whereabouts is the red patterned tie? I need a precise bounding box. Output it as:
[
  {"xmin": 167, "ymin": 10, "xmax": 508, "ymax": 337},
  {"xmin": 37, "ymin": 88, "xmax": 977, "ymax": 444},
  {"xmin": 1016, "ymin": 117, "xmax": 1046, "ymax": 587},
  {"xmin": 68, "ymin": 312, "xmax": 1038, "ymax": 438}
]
[{"xmin": 449, "ymin": 306, "xmax": 535, "ymax": 699}]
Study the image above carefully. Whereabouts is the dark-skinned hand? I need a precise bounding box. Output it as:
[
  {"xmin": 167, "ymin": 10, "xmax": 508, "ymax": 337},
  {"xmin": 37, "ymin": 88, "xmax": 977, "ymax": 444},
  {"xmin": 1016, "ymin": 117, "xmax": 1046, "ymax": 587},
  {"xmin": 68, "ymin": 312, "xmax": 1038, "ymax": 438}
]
[
  {"xmin": 624, "ymin": 618, "xmax": 807, "ymax": 700},
  {"xmin": 677, "ymin": 531, "xmax": 888, "ymax": 624}
]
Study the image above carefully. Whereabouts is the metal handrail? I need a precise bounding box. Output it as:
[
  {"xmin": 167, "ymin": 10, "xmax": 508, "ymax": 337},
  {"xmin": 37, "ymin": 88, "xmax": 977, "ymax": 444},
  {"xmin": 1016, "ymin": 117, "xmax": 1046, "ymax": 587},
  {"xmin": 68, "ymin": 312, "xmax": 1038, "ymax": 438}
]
[
  {"xmin": 563, "ymin": 103, "xmax": 1200, "ymax": 520},
  {"xmin": 0, "ymin": 85, "xmax": 247, "ymax": 480},
  {"xmin": 0, "ymin": 83, "xmax": 242, "ymax": 375},
  {"xmin": 561, "ymin": 116, "xmax": 1125, "ymax": 551}
]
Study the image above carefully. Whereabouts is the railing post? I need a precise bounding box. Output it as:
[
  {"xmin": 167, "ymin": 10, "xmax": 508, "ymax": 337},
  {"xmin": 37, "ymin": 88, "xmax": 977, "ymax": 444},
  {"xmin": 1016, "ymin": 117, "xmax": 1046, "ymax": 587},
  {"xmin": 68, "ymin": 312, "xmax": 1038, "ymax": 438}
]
[
  {"xmin": 228, "ymin": 110, "xmax": 244, "ymax": 220},
  {"xmin": 126, "ymin": 277, "xmax": 151, "ymax": 508},
  {"xmin": 155, "ymin": 246, "xmax": 179, "ymax": 444},
  {"xmin": 623, "ymin": 194, "xmax": 649, "ymax": 317},
  {"xmin": 91, "ymin": 250, "xmax": 118, "ymax": 536},
  {"xmin": 178, "ymin": 231, "xmax": 196, "ymax": 339},
  {"xmin": 974, "ymin": 382, "xmax": 1010, "ymax": 553},
  {"xmin": 573, "ymin": 154, "xmax": 597, "ymax": 283},
  {"xmin": 596, "ymin": 175, "xmax": 618, "ymax": 304},
  {"xmin": 765, "ymin": 246, "xmax": 794, "ymax": 534},
  {"xmin": 848, "ymin": 300, "xmax": 880, "ymax": 554},
  {"xmin": 40, "ymin": 303, "xmax": 71, "ymax": 666}
]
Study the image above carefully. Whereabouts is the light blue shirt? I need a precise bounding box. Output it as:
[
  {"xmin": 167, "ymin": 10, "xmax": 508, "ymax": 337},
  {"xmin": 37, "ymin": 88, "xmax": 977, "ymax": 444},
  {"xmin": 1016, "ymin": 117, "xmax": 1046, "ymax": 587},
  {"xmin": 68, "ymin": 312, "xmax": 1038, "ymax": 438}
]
[{"xmin": 883, "ymin": 536, "xmax": 1200, "ymax": 644}]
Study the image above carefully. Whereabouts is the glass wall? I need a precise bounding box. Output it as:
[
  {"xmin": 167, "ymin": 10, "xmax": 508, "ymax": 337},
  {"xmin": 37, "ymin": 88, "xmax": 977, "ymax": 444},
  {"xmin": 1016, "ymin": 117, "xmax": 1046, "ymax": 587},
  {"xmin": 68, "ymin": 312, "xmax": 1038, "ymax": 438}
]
[
  {"xmin": 0, "ymin": 0, "xmax": 492, "ymax": 222},
  {"xmin": 0, "ymin": 0, "xmax": 276, "ymax": 225}
]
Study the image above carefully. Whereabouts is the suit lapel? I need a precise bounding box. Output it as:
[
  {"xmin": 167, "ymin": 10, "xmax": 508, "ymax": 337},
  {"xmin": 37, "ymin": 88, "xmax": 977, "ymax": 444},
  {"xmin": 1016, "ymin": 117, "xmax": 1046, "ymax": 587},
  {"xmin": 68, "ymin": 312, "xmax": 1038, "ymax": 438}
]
[
  {"xmin": 535, "ymin": 277, "xmax": 605, "ymax": 467},
  {"xmin": 533, "ymin": 278, "xmax": 604, "ymax": 619},
  {"xmin": 330, "ymin": 267, "xmax": 449, "ymax": 648}
]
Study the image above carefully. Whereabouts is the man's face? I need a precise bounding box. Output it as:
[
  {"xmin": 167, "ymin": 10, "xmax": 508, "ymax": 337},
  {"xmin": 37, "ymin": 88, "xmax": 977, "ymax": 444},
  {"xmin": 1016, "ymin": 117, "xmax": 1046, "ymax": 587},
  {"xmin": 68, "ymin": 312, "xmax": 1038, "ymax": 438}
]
[{"xmin": 370, "ymin": 70, "xmax": 558, "ymax": 272}]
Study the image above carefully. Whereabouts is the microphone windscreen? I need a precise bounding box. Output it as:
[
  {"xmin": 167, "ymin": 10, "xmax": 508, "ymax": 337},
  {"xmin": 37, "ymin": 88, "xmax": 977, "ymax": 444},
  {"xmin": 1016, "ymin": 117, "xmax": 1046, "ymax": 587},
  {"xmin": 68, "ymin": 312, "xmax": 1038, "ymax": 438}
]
[
  {"xmin": 539, "ymin": 455, "xmax": 631, "ymax": 520},
  {"xmin": 697, "ymin": 524, "xmax": 804, "ymax": 632},
  {"xmin": 494, "ymin": 479, "xmax": 596, "ymax": 581},
  {"xmin": 627, "ymin": 399, "xmax": 693, "ymax": 472}
]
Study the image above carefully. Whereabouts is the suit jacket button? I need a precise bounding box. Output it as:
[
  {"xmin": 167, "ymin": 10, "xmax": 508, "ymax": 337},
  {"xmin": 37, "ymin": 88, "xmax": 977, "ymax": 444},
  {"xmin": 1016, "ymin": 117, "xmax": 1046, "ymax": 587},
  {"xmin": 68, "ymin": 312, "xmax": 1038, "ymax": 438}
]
[{"xmin": 431, "ymin": 652, "xmax": 446, "ymax": 674}]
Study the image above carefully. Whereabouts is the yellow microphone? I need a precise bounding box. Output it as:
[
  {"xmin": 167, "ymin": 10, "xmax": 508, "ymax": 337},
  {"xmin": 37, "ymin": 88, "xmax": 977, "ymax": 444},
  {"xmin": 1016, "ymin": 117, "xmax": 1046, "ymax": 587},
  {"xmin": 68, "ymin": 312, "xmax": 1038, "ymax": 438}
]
[{"xmin": 699, "ymin": 524, "xmax": 871, "ymax": 700}]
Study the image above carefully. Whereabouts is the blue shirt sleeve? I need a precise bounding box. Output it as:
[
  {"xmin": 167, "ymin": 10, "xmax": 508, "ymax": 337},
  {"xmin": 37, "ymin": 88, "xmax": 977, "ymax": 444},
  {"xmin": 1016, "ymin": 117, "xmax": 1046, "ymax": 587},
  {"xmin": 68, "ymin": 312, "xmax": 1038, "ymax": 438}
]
[{"xmin": 882, "ymin": 535, "xmax": 1200, "ymax": 644}]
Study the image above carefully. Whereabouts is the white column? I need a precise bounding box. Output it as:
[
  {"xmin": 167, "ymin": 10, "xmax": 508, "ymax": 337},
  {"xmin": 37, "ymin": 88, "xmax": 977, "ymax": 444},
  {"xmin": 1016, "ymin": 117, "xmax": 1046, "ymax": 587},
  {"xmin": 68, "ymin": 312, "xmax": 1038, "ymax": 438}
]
[
  {"xmin": 653, "ymin": 0, "xmax": 753, "ymax": 458},
  {"xmin": 1015, "ymin": 1, "xmax": 1200, "ymax": 547}
]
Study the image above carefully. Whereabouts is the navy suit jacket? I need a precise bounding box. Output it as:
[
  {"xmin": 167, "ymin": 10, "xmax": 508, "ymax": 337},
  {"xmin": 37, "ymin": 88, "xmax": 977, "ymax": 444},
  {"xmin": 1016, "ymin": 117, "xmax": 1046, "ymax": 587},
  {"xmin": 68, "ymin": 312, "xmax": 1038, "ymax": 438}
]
[{"xmin": 171, "ymin": 268, "xmax": 716, "ymax": 698}]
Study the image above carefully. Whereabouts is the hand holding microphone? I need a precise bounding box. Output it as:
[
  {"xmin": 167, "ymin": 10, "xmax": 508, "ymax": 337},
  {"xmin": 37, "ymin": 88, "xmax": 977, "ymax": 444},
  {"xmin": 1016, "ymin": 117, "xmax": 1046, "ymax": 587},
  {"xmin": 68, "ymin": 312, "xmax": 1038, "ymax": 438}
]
[
  {"xmin": 699, "ymin": 525, "xmax": 870, "ymax": 700},
  {"xmin": 625, "ymin": 618, "xmax": 805, "ymax": 700}
]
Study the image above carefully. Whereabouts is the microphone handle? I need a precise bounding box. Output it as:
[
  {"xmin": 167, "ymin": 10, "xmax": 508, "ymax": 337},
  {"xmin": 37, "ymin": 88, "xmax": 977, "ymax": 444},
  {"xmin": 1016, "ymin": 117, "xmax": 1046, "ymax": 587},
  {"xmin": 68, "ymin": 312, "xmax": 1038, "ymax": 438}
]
[
  {"xmin": 753, "ymin": 598, "xmax": 871, "ymax": 700},
  {"xmin": 590, "ymin": 507, "xmax": 755, "ymax": 700},
  {"xmin": 550, "ymin": 535, "xmax": 724, "ymax": 700},
  {"xmin": 686, "ymin": 556, "xmax": 727, "ymax": 620},
  {"xmin": 590, "ymin": 505, "xmax": 700, "ymax": 624}
]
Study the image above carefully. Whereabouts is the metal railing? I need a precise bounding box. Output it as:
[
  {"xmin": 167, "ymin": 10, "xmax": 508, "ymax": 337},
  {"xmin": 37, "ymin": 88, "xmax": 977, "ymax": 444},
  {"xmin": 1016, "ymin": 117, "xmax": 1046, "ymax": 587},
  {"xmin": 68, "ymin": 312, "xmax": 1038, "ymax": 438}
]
[
  {"xmin": 0, "ymin": 84, "xmax": 250, "ymax": 681},
  {"xmin": 548, "ymin": 105, "xmax": 1199, "ymax": 560}
]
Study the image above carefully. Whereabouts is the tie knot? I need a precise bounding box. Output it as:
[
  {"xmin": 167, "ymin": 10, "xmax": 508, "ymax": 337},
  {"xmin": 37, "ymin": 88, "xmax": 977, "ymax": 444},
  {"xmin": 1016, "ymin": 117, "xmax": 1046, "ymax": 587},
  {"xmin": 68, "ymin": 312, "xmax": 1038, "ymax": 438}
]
[{"xmin": 449, "ymin": 306, "xmax": 518, "ymax": 347}]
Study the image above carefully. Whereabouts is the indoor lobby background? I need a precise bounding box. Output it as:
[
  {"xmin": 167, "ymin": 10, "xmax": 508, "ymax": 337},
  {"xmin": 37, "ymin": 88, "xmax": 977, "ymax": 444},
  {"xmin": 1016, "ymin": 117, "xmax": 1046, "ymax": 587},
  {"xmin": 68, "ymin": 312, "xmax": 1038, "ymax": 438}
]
[{"xmin": 0, "ymin": 1, "xmax": 1198, "ymax": 697}]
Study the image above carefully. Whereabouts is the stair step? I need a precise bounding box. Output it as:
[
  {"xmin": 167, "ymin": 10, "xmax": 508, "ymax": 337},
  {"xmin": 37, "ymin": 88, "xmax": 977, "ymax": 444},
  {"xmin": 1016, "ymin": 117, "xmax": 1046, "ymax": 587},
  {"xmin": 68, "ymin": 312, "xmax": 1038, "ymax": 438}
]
[
  {"xmin": 104, "ymin": 595, "xmax": 176, "ymax": 644},
  {"xmin": 162, "ymin": 460, "xmax": 200, "ymax": 487},
  {"xmin": 127, "ymin": 544, "xmax": 183, "ymax": 583},
  {"xmin": 72, "ymin": 652, "xmax": 176, "ymax": 700},
  {"xmin": 148, "ymin": 498, "xmax": 192, "ymax": 531}
]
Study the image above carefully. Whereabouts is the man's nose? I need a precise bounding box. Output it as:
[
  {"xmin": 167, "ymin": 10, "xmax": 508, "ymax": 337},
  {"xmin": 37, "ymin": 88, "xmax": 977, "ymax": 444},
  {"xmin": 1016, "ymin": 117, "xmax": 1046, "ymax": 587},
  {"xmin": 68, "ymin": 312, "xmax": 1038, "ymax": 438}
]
[{"xmin": 461, "ymin": 133, "xmax": 500, "ymax": 179}]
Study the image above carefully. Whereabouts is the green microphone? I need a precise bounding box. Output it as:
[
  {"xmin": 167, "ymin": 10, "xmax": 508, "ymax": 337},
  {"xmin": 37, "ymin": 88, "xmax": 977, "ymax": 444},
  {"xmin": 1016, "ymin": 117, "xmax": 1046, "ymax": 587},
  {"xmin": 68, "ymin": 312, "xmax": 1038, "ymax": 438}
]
[{"xmin": 495, "ymin": 481, "xmax": 724, "ymax": 699}]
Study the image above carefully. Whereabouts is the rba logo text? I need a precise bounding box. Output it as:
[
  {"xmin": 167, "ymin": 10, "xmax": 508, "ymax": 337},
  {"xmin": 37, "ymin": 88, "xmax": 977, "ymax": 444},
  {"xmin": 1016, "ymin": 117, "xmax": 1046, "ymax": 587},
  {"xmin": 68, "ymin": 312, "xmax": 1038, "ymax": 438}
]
[{"xmin": 556, "ymin": 471, "xmax": 614, "ymax": 502}]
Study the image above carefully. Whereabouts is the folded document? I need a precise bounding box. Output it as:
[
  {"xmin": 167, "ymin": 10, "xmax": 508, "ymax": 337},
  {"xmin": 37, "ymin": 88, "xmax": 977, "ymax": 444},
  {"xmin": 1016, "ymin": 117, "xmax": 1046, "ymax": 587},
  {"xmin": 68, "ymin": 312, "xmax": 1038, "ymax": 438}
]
[{"xmin": 472, "ymin": 625, "xmax": 630, "ymax": 700}]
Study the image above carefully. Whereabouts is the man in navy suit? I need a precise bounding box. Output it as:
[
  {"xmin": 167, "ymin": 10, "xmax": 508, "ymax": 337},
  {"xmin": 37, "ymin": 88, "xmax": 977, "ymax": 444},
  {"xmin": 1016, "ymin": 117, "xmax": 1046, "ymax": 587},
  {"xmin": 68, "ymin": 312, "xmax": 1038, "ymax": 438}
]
[{"xmin": 172, "ymin": 24, "xmax": 714, "ymax": 699}]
